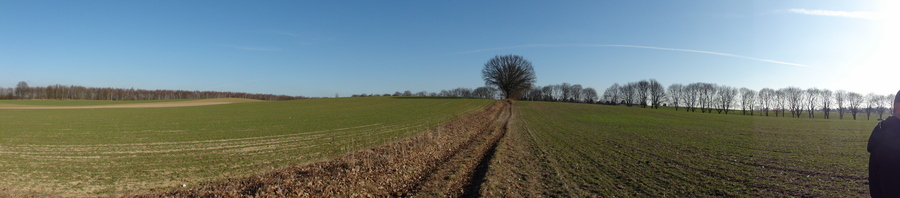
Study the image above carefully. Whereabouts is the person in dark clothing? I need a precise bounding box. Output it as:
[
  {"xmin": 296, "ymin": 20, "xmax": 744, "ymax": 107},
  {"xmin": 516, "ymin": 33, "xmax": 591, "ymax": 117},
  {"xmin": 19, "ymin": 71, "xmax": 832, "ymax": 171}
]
[{"xmin": 869, "ymin": 90, "xmax": 900, "ymax": 197}]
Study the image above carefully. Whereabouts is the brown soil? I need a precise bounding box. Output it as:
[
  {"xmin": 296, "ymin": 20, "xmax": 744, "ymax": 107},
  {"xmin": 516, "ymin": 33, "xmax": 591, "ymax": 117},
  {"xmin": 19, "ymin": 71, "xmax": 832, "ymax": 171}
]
[{"xmin": 127, "ymin": 100, "xmax": 513, "ymax": 198}]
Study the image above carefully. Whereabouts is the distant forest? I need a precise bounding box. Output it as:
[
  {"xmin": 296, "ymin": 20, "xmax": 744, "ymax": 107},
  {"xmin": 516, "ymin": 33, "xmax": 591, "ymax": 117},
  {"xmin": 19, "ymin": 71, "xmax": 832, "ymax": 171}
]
[
  {"xmin": 356, "ymin": 83, "xmax": 600, "ymax": 103},
  {"xmin": 0, "ymin": 81, "xmax": 309, "ymax": 101}
]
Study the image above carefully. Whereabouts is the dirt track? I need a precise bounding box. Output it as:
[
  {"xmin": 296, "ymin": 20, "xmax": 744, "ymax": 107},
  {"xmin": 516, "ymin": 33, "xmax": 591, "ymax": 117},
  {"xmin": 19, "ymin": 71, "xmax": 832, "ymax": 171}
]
[{"xmin": 130, "ymin": 100, "xmax": 512, "ymax": 197}]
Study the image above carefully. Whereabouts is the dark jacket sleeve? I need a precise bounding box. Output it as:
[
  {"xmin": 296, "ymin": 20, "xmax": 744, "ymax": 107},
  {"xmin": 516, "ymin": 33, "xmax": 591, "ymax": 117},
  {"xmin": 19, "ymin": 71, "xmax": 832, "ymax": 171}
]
[{"xmin": 870, "ymin": 123, "xmax": 882, "ymax": 153}]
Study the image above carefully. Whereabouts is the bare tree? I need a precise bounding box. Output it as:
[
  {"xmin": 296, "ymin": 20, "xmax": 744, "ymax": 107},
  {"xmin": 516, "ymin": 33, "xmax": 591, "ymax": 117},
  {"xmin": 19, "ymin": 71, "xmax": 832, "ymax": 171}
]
[
  {"xmin": 775, "ymin": 89, "xmax": 788, "ymax": 117},
  {"xmin": 685, "ymin": 83, "xmax": 702, "ymax": 112},
  {"xmin": 782, "ymin": 87, "xmax": 804, "ymax": 118},
  {"xmin": 559, "ymin": 83, "xmax": 572, "ymax": 102},
  {"xmin": 636, "ymin": 80, "xmax": 650, "ymax": 108},
  {"xmin": 571, "ymin": 84, "xmax": 583, "ymax": 102},
  {"xmin": 820, "ymin": 89, "xmax": 833, "ymax": 119},
  {"xmin": 623, "ymin": 83, "xmax": 639, "ymax": 106},
  {"xmin": 886, "ymin": 94, "xmax": 896, "ymax": 117},
  {"xmin": 879, "ymin": 94, "xmax": 892, "ymax": 119},
  {"xmin": 668, "ymin": 83, "xmax": 685, "ymax": 111},
  {"xmin": 835, "ymin": 90, "xmax": 847, "ymax": 119},
  {"xmin": 758, "ymin": 88, "xmax": 774, "ymax": 116},
  {"xmin": 805, "ymin": 88, "xmax": 820, "ymax": 118},
  {"xmin": 740, "ymin": 88, "xmax": 757, "ymax": 115},
  {"xmin": 866, "ymin": 93, "xmax": 879, "ymax": 120},
  {"xmin": 602, "ymin": 83, "xmax": 620, "ymax": 105},
  {"xmin": 715, "ymin": 85, "xmax": 737, "ymax": 114},
  {"xmin": 698, "ymin": 83, "xmax": 717, "ymax": 113},
  {"xmin": 15, "ymin": 81, "xmax": 29, "ymax": 99},
  {"xmin": 848, "ymin": 92, "xmax": 863, "ymax": 120},
  {"xmin": 649, "ymin": 79, "xmax": 665, "ymax": 109},
  {"xmin": 473, "ymin": 86, "xmax": 498, "ymax": 99},
  {"xmin": 481, "ymin": 55, "xmax": 537, "ymax": 99},
  {"xmin": 582, "ymin": 87, "xmax": 598, "ymax": 103},
  {"xmin": 541, "ymin": 85, "xmax": 555, "ymax": 101}
]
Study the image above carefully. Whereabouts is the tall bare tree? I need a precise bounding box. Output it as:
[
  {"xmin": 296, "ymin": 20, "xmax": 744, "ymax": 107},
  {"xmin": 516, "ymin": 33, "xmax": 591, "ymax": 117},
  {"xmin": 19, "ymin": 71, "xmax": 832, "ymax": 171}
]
[
  {"xmin": 686, "ymin": 83, "xmax": 703, "ymax": 112},
  {"xmin": 621, "ymin": 82, "xmax": 637, "ymax": 106},
  {"xmin": 715, "ymin": 85, "xmax": 737, "ymax": 114},
  {"xmin": 15, "ymin": 81, "xmax": 29, "ymax": 99},
  {"xmin": 879, "ymin": 94, "xmax": 892, "ymax": 119},
  {"xmin": 603, "ymin": 83, "xmax": 620, "ymax": 105},
  {"xmin": 759, "ymin": 88, "xmax": 775, "ymax": 116},
  {"xmin": 820, "ymin": 89, "xmax": 833, "ymax": 119},
  {"xmin": 582, "ymin": 87, "xmax": 598, "ymax": 103},
  {"xmin": 698, "ymin": 83, "xmax": 717, "ymax": 113},
  {"xmin": 668, "ymin": 83, "xmax": 685, "ymax": 111},
  {"xmin": 866, "ymin": 93, "xmax": 879, "ymax": 120},
  {"xmin": 782, "ymin": 87, "xmax": 804, "ymax": 118},
  {"xmin": 805, "ymin": 88, "xmax": 820, "ymax": 118},
  {"xmin": 886, "ymin": 94, "xmax": 896, "ymax": 117},
  {"xmin": 848, "ymin": 92, "xmax": 863, "ymax": 120},
  {"xmin": 571, "ymin": 84, "xmax": 583, "ymax": 102},
  {"xmin": 835, "ymin": 90, "xmax": 847, "ymax": 119},
  {"xmin": 636, "ymin": 80, "xmax": 650, "ymax": 108},
  {"xmin": 649, "ymin": 79, "xmax": 665, "ymax": 109},
  {"xmin": 740, "ymin": 88, "xmax": 757, "ymax": 116},
  {"xmin": 775, "ymin": 89, "xmax": 788, "ymax": 117},
  {"xmin": 481, "ymin": 55, "xmax": 537, "ymax": 99}
]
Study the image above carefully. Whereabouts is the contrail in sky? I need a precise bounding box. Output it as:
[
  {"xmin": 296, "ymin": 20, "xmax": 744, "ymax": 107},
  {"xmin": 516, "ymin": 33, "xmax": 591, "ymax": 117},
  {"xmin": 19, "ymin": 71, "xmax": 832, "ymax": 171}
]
[
  {"xmin": 788, "ymin": 8, "xmax": 881, "ymax": 20},
  {"xmin": 460, "ymin": 44, "xmax": 811, "ymax": 68}
]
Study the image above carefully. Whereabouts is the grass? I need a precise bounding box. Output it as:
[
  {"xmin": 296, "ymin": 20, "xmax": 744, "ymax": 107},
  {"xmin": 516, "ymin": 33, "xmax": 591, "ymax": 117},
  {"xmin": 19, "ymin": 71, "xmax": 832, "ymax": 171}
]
[
  {"xmin": 0, "ymin": 97, "xmax": 493, "ymax": 196},
  {"xmin": 484, "ymin": 101, "xmax": 873, "ymax": 197},
  {"xmin": 0, "ymin": 99, "xmax": 195, "ymax": 107}
]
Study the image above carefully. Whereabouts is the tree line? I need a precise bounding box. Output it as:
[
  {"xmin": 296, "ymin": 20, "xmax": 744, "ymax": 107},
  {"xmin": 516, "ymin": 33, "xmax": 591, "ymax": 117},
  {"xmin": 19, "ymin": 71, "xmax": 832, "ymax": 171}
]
[
  {"xmin": 601, "ymin": 79, "xmax": 895, "ymax": 120},
  {"xmin": 0, "ymin": 81, "xmax": 309, "ymax": 101},
  {"xmin": 351, "ymin": 87, "xmax": 501, "ymax": 99},
  {"xmin": 519, "ymin": 83, "xmax": 599, "ymax": 103},
  {"xmin": 351, "ymin": 82, "xmax": 601, "ymax": 104}
]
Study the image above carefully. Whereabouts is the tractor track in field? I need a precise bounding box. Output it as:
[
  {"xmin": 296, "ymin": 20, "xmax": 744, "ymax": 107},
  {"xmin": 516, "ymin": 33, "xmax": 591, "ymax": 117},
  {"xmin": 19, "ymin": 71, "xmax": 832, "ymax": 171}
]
[{"xmin": 130, "ymin": 100, "xmax": 512, "ymax": 198}]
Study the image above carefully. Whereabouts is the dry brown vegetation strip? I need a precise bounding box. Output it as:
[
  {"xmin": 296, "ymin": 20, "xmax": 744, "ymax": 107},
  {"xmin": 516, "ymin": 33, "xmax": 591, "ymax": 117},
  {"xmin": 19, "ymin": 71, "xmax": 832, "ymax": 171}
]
[{"xmin": 129, "ymin": 100, "xmax": 512, "ymax": 197}]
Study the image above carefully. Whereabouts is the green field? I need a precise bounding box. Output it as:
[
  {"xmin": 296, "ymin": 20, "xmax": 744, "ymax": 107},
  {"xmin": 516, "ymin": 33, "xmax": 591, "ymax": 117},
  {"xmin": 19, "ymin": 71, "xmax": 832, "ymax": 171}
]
[
  {"xmin": 0, "ymin": 97, "xmax": 493, "ymax": 196},
  {"xmin": 485, "ymin": 101, "xmax": 873, "ymax": 197},
  {"xmin": 0, "ymin": 99, "xmax": 194, "ymax": 107}
]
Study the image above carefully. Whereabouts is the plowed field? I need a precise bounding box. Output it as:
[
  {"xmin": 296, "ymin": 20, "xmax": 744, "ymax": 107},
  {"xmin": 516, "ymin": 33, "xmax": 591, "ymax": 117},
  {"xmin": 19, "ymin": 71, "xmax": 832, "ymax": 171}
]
[
  {"xmin": 482, "ymin": 101, "xmax": 873, "ymax": 197},
  {"xmin": 0, "ymin": 97, "xmax": 493, "ymax": 196}
]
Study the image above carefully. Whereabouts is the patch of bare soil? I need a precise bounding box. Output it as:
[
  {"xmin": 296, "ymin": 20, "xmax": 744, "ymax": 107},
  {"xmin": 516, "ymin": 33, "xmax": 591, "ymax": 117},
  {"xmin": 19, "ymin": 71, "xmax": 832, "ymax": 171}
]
[
  {"xmin": 128, "ymin": 100, "xmax": 512, "ymax": 197},
  {"xmin": 0, "ymin": 98, "xmax": 259, "ymax": 109}
]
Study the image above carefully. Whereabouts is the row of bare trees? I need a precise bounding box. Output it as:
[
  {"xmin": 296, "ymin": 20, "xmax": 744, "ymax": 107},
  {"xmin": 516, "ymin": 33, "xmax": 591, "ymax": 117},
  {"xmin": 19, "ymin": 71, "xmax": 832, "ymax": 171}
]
[
  {"xmin": 601, "ymin": 80, "xmax": 894, "ymax": 120},
  {"xmin": 351, "ymin": 87, "xmax": 500, "ymax": 99},
  {"xmin": 600, "ymin": 79, "xmax": 667, "ymax": 108},
  {"xmin": 0, "ymin": 81, "xmax": 309, "ymax": 101},
  {"xmin": 350, "ymin": 82, "xmax": 601, "ymax": 104},
  {"xmin": 519, "ymin": 83, "xmax": 599, "ymax": 103}
]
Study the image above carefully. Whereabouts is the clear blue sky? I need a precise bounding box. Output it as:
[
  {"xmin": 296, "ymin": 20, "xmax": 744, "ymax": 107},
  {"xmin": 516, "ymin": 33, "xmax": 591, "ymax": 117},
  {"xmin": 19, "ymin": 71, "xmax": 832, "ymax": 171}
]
[{"xmin": 1, "ymin": 1, "xmax": 897, "ymax": 97}]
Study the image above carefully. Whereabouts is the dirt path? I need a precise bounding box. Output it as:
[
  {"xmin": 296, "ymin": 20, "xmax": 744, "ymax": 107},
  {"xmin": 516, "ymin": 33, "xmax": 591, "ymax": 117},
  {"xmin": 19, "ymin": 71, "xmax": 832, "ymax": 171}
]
[
  {"xmin": 0, "ymin": 98, "xmax": 259, "ymax": 109},
  {"xmin": 129, "ymin": 100, "xmax": 512, "ymax": 198}
]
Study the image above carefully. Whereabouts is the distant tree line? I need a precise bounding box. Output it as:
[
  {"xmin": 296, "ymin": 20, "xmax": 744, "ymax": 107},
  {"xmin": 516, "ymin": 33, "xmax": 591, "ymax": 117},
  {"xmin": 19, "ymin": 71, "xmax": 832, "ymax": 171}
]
[
  {"xmin": 0, "ymin": 81, "xmax": 309, "ymax": 101},
  {"xmin": 350, "ymin": 82, "xmax": 601, "ymax": 104},
  {"xmin": 351, "ymin": 86, "xmax": 501, "ymax": 99},
  {"xmin": 519, "ymin": 83, "xmax": 599, "ymax": 103},
  {"xmin": 601, "ymin": 79, "xmax": 895, "ymax": 120}
]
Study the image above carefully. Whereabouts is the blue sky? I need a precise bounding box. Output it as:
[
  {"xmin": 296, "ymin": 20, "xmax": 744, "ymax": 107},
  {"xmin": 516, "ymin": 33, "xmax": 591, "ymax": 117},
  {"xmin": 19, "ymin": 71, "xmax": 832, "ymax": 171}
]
[{"xmin": 1, "ymin": 1, "xmax": 897, "ymax": 97}]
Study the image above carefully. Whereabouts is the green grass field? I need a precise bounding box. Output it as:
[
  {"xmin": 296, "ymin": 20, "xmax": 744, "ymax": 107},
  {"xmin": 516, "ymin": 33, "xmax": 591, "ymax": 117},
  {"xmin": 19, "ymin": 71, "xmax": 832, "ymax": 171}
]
[
  {"xmin": 491, "ymin": 101, "xmax": 873, "ymax": 197},
  {"xmin": 0, "ymin": 99, "xmax": 194, "ymax": 107},
  {"xmin": 0, "ymin": 97, "xmax": 493, "ymax": 196}
]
